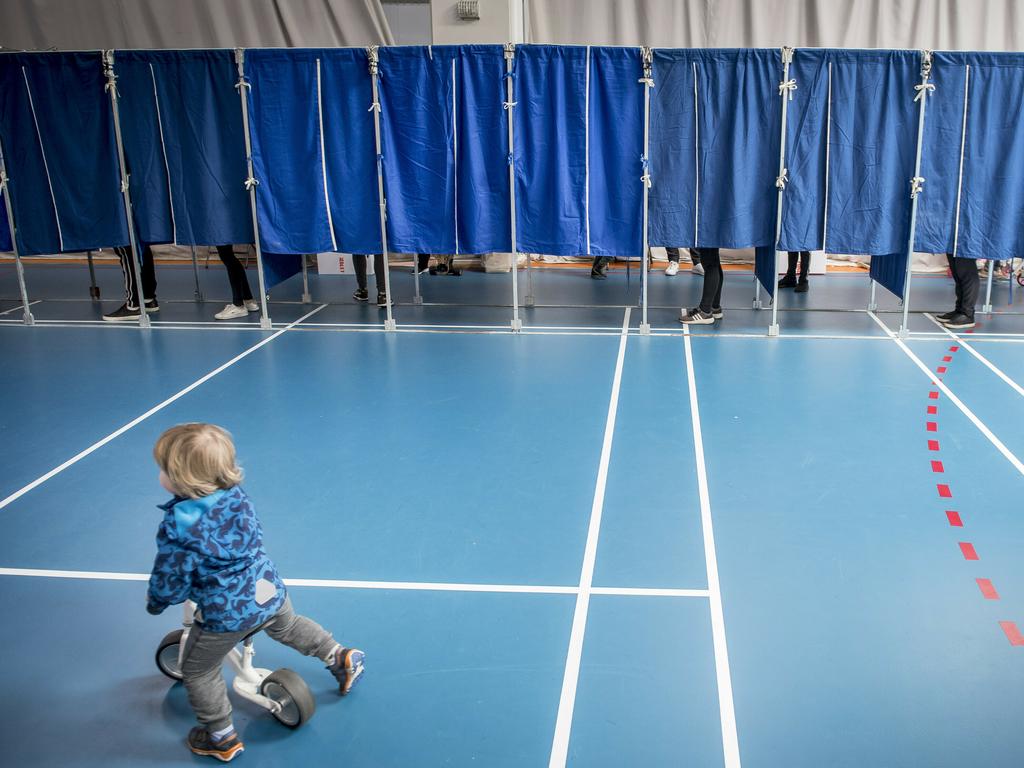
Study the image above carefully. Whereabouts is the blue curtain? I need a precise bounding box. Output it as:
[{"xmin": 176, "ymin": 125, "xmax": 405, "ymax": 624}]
[
  {"xmin": 953, "ymin": 53, "xmax": 1024, "ymax": 261},
  {"xmin": 0, "ymin": 52, "xmax": 127, "ymax": 256},
  {"xmin": 455, "ymin": 45, "xmax": 511, "ymax": 255},
  {"xmin": 245, "ymin": 49, "xmax": 334, "ymax": 255},
  {"xmin": 118, "ymin": 50, "xmax": 252, "ymax": 247},
  {"xmin": 589, "ymin": 47, "xmax": 644, "ymax": 258},
  {"xmin": 379, "ymin": 46, "xmax": 457, "ymax": 255},
  {"xmin": 649, "ymin": 50, "xmax": 699, "ymax": 250},
  {"xmin": 514, "ymin": 45, "xmax": 588, "ymax": 256}
]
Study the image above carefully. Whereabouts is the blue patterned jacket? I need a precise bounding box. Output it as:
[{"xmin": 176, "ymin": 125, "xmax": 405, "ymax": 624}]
[{"xmin": 146, "ymin": 486, "xmax": 287, "ymax": 633}]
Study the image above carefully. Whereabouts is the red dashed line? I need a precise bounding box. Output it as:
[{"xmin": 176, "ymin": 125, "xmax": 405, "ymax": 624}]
[
  {"xmin": 937, "ymin": 366, "xmax": 948, "ymax": 374},
  {"xmin": 977, "ymin": 579, "xmax": 1000, "ymax": 600},
  {"xmin": 931, "ymin": 460, "xmax": 945, "ymax": 473},
  {"xmin": 928, "ymin": 440, "xmax": 940, "ymax": 451},
  {"xmin": 927, "ymin": 405, "xmax": 938, "ymax": 415},
  {"xmin": 949, "ymin": 346, "xmax": 959, "ymax": 353},
  {"xmin": 929, "ymin": 391, "xmax": 940, "ymax": 400},
  {"xmin": 927, "ymin": 422, "xmax": 938, "ymax": 432},
  {"xmin": 1000, "ymin": 622, "xmax": 1024, "ymax": 646},
  {"xmin": 942, "ymin": 355, "xmax": 953, "ymax": 362},
  {"xmin": 946, "ymin": 510, "xmax": 963, "ymax": 527},
  {"xmin": 937, "ymin": 484, "xmax": 952, "ymax": 498},
  {"xmin": 959, "ymin": 542, "xmax": 979, "ymax": 560}
]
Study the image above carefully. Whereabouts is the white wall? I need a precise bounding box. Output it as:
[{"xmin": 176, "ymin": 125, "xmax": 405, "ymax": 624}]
[
  {"xmin": 383, "ymin": 2, "xmax": 433, "ymax": 45},
  {"xmin": 430, "ymin": 0, "xmax": 523, "ymax": 45}
]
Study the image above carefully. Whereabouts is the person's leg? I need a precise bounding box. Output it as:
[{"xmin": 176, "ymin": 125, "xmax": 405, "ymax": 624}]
[
  {"xmin": 666, "ymin": 247, "xmax": 680, "ymax": 263},
  {"xmin": 591, "ymin": 255, "xmax": 609, "ymax": 279},
  {"xmin": 795, "ymin": 250, "xmax": 811, "ymax": 292},
  {"xmin": 945, "ymin": 253, "xmax": 963, "ymax": 315},
  {"xmin": 141, "ymin": 246, "xmax": 157, "ymax": 305},
  {"xmin": 417, "ymin": 252, "xmax": 430, "ymax": 272},
  {"xmin": 117, "ymin": 245, "xmax": 140, "ymax": 309},
  {"xmin": 689, "ymin": 249, "xmax": 702, "ymax": 266},
  {"xmin": 353, "ymin": 253, "xmax": 369, "ymax": 301},
  {"xmin": 708, "ymin": 249, "xmax": 724, "ymax": 311},
  {"xmin": 180, "ymin": 623, "xmax": 247, "ymax": 759},
  {"xmin": 264, "ymin": 597, "xmax": 365, "ymax": 695},
  {"xmin": 104, "ymin": 245, "xmax": 151, "ymax": 320},
  {"xmin": 779, "ymin": 252, "xmax": 798, "ymax": 287},
  {"xmin": 665, "ymin": 247, "xmax": 680, "ymax": 275},
  {"xmin": 373, "ymin": 253, "xmax": 387, "ymax": 305},
  {"xmin": 699, "ymin": 248, "xmax": 722, "ymax": 313},
  {"xmin": 216, "ymin": 244, "xmax": 252, "ymax": 306},
  {"xmin": 955, "ymin": 257, "xmax": 979, "ymax": 318}
]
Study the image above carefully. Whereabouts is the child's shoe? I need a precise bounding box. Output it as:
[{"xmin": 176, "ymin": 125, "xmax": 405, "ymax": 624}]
[
  {"xmin": 328, "ymin": 646, "xmax": 365, "ymax": 695},
  {"xmin": 187, "ymin": 727, "xmax": 244, "ymax": 762}
]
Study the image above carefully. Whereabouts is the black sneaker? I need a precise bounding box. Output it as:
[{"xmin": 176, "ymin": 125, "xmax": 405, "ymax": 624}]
[
  {"xmin": 327, "ymin": 647, "xmax": 366, "ymax": 695},
  {"xmin": 944, "ymin": 313, "xmax": 976, "ymax": 329},
  {"xmin": 935, "ymin": 310, "xmax": 958, "ymax": 323},
  {"xmin": 711, "ymin": 307, "xmax": 724, "ymax": 320},
  {"xmin": 777, "ymin": 275, "xmax": 797, "ymax": 289},
  {"xmin": 186, "ymin": 727, "xmax": 244, "ymax": 762},
  {"xmin": 353, "ymin": 288, "xmax": 369, "ymax": 302},
  {"xmin": 377, "ymin": 292, "xmax": 388, "ymax": 308},
  {"xmin": 144, "ymin": 298, "xmax": 159, "ymax": 313},
  {"xmin": 794, "ymin": 280, "xmax": 809, "ymax": 293},
  {"xmin": 102, "ymin": 303, "xmax": 142, "ymax": 322},
  {"xmin": 679, "ymin": 308, "xmax": 715, "ymax": 325}
]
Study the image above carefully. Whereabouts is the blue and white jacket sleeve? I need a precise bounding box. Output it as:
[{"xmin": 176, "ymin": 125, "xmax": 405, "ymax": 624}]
[{"xmin": 146, "ymin": 518, "xmax": 197, "ymax": 615}]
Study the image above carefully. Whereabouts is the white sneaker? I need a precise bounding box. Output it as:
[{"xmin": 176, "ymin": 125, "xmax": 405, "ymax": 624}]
[
  {"xmin": 665, "ymin": 261, "xmax": 680, "ymax": 276},
  {"xmin": 243, "ymin": 300, "xmax": 259, "ymax": 312},
  {"xmin": 215, "ymin": 303, "xmax": 249, "ymax": 320},
  {"xmin": 692, "ymin": 263, "xmax": 705, "ymax": 276}
]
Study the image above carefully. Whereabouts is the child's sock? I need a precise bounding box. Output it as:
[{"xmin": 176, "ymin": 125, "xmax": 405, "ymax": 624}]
[{"xmin": 210, "ymin": 724, "xmax": 236, "ymax": 743}]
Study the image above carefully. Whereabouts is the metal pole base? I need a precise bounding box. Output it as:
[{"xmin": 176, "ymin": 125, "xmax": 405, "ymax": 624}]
[
  {"xmin": 752, "ymin": 299, "xmax": 763, "ymax": 310},
  {"xmin": 768, "ymin": 323, "xmax": 780, "ymax": 337},
  {"xmin": 412, "ymin": 295, "xmax": 424, "ymax": 306},
  {"xmin": 982, "ymin": 303, "xmax": 993, "ymax": 315},
  {"xmin": 898, "ymin": 325, "xmax": 909, "ymax": 339},
  {"xmin": 301, "ymin": 292, "xmax": 313, "ymax": 304},
  {"xmin": 260, "ymin": 317, "xmax": 272, "ymax": 330},
  {"xmin": 511, "ymin": 318, "xmax": 523, "ymax": 332},
  {"xmin": 639, "ymin": 322, "xmax": 651, "ymax": 336},
  {"xmin": 867, "ymin": 301, "xmax": 878, "ymax": 312},
  {"xmin": 384, "ymin": 318, "xmax": 397, "ymax": 332},
  {"xmin": 22, "ymin": 311, "xmax": 35, "ymax": 326},
  {"xmin": 138, "ymin": 313, "xmax": 152, "ymax": 329}
]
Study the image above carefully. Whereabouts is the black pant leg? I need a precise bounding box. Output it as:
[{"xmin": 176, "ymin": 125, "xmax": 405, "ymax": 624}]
[
  {"xmin": 786, "ymin": 251, "xmax": 799, "ymax": 278},
  {"xmin": 799, "ymin": 251, "xmax": 810, "ymax": 281},
  {"xmin": 216, "ymin": 244, "xmax": 252, "ymax": 305},
  {"xmin": 697, "ymin": 248, "xmax": 722, "ymax": 313},
  {"xmin": 689, "ymin": 248, "xmax": 702, "ymax": 266},
  {"xmin": 666, "ymin": 247, "xmax": 680, "ymax": 263},
  {"xmin": 116, "ymin": 244, "xmax": 152, "ymax": 308},
  {"xmin": 417, "ymin": 253, "xmax": 430, "ymax": 271},
  {"xmin": 353, "ymin": 254, "xmax": 368, "ymax": 291},
  {"xmin": 374, "ymin": 254, "xmax": 386, "ymax": 293},
  {"xmin": 954, "ymin": 256, "xmax": 979, "ymax": 317},
  {"xmin": 946, "ymin": 254, "xmax": 963, "ymax": 313}
]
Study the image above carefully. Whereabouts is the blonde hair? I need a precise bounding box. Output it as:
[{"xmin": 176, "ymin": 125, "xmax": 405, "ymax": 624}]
[{"xmin": 153, "ymin": 423, "xmax": 244, "ymax": 499}]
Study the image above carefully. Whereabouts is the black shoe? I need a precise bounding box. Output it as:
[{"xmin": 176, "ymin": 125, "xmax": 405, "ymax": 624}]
[
  {"xmin": 377, "ymin": 292, "xmax": 388, "ymax": 308},
  {"xmin": 935, "ymin": 310, "xmax": 958, "ymax": 323},
  {"xmin": 144, "ymin": 298, "xmax": 159, "ymax": 313},
  {"xmin": 777, "ymin": 275, "xmax": 797, "ymax": 289},
  {"xmin": 944, "ymin": 313, "xmax": 976, "ymax": 329},
  {"xmin": 102, "ymin": 303, "xmax": 142, "ymax": 322},
  {"xmin": 186, "ymin": 727, "xmax": 244, "ymax": 762},
  {"xmin": 353, "ymin": 288, "xmax": 369, "ymax": 302},
  {"xmin": 679, "ymin": 307, "xmax": 715, "ymax": 325},
  {"xmin": 711, "ymin": 307, "xmax": 724, "ymax": 320},
  {"xmin": 794, "ymin": 279, "xmax": 809, "ymax": 293},
  {"xmin": 327, "ymin": 647, "xmax": 366, "ymax": 695}
]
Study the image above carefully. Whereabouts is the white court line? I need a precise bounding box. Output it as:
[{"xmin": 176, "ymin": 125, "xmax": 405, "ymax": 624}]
[
  {"xmin": 548, "ymin": 306, "xmax": 630, "ymax": 768},
  {"xmin": 925, "ymin": 313, "xmax": 1024, "ymax": 400},
  {"xmin": 0, "ymin": 567, "xmax": 710, "ymax": 598},
  {"xmin": 0, "ymin": 304, "xmax": 327, "ymax": 511},
  {"xmin": 868, "ymin": 311, "xmax": 1024, "ymax": 476},
  {"xmin": 682, "ymin": 325, "xmax": 741, "ymax": 767},
  {"xmin": 0, "ymin": 300, "xmax": 40, "ymax": 316}
]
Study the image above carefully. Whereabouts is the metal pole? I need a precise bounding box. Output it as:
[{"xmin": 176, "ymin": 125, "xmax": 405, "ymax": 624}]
[
  {"xmin": 983, "ymin": 260, "xmax": 994, "ymax": 314},
  {"xmin": 234, "ymin": 48, "xmax": 272, "ymax": 330},
  {"xmin": 0, "ymin": 141, "xmax": 35, "ymax": 325},
  {"xmin": 301, "ymin": 253, "xmax": 312, "ymax": 303},
  {"xmin": 639, "ymin": 47, "xmax": 653, "ymax": 335},
  {"xmin": 868, "ymin": 278, "xmax": 877, "ymax": 311},
  {"xmin": 504, "ymin": 43, "xmax": 523, "ymax": 331},
  {"xmin": 86, "ymin": 250, "xmax": 100, "ymax": 300},
  {"xmin": 753, "ymin": 279, "xmax": 762, "ymax": 310},
  {"xmin": 768, "ymin": 46, "xmax": 795, "ymax": 337},
  {"xmin": 413, "ymin": 252, "xmax": 422, "ymax": 305},
  {"xmin": 900, "ymin": 50, "xmax": 933, "ymax": 339},
  {"xmin": 103, "ymin": 50, "xmax": 150, "ymax": 328},
  {"xmin": 190, "ymin": 245, "xmax": 203, "ymax": 302},
  {"xmin": 368, "ymin": 46, "xmax": 397, "ymax": 331}
]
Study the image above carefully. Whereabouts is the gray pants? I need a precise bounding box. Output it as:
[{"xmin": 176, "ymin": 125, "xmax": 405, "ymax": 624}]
[{"xmin": 181, "ymin": 597, "xmax": 337, "ymax": 731}]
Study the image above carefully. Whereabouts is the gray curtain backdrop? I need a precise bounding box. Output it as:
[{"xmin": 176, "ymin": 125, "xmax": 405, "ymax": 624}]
[
  {"xmin": 526, "ymin": 0, "xmax": 1024, "ymax": 50},
  {"xmin": 0, "ymin": 0, "xmax": 393, "ymax": 50}
]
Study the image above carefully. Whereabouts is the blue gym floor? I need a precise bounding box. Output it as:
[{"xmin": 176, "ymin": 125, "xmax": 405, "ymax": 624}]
[{"xmin": 1, "ymin": 260, "xmax": 1024, "ymax": 767}]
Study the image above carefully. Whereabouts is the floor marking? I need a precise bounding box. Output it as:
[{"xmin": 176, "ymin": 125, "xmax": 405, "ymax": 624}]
[
  {"xmin": 548, "ymin": 308, "xmax": 630, "ymax": 768},
  {"xmin": 926, "ymin": 313, "xmax": 1024, "ymax": 400},
  {"xmin": 999, "ymin": 621, "xmax": 1024, "ymax": 646},
  {"xmin": 868, "ymin": 311, "xmax": 1024, "ymax": 478},
  {"xmin": 931, "ymin": 460, "xmax": 944, "ymax": 473},
  {"xmin": 0, "ymin": 567, "xmax": 711, "ymax": 597},
  {"xmin": 937, "ymin": 484, "xmax": 952, "ymax": 498},
  {"xmin": 0, "ymin": 304, "xmax": 327, "ymax": 512},
  {"xmin": 958, "ymin": 542, "xmax": 978, "ymax": 560},
  {"xmin": 946, "ymin": 510, "xmax": 963, "ymax": 527},
  {"xmin": 927, "ymin": 421, "xmax": 938, "ymax": 432},
  {"xmin": 0, "ymin": 299, "xmax": 41, "ymax": 316},
  {"xmin": 928, "ymin": 440, "xmax": 940, "ymax": 451},
  {"xmin": 683, "ymin": 325, "xmax": 742, "ymax": 767},
  {"xmin": 977, "ymin": 578, "xmax": 1000, "ymax": 600}
]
